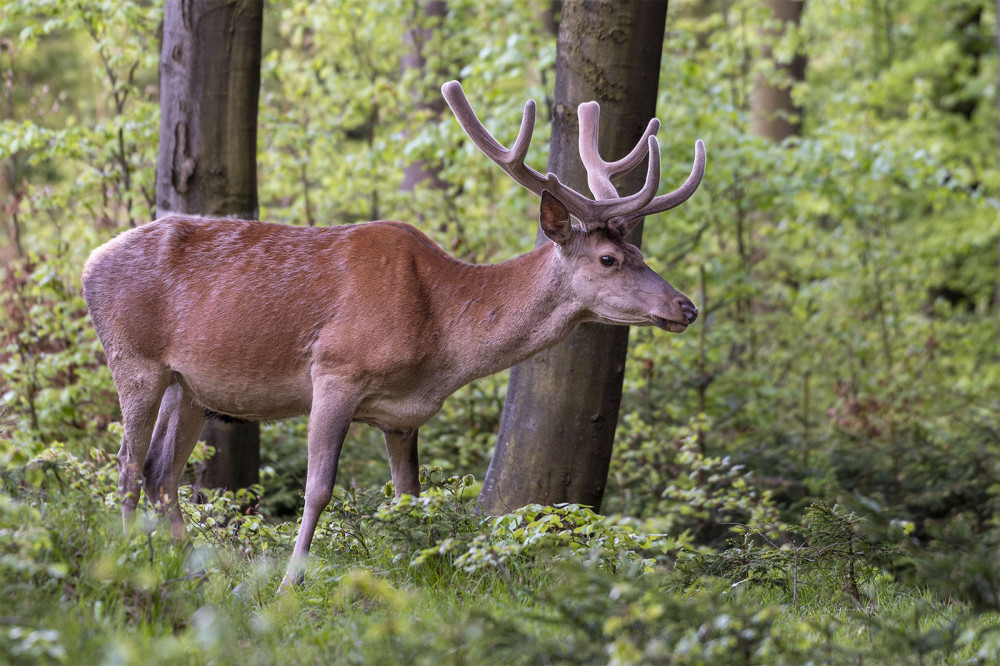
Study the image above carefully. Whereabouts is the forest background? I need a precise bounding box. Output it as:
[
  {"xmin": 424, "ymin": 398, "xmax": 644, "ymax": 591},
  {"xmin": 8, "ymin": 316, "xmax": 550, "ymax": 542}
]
[{"xmin": 1, "ymin": 0, "xmax": 998, "ymax": 663}]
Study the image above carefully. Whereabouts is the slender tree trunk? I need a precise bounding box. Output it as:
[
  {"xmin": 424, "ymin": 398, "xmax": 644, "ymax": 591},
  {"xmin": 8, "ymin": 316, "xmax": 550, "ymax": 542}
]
[
  {"xmin": 399, "ymin": 0, "xmax": 449, "ymax": 195},
  {"xmin": 751, "ymin": 0, "xmax": 806, "ymax": 142},
  {"xmin": 156, "ymin": 0, "xmax": 263, "ymax": 490},
  {"xmin": 750, "ymin": 1, "xmax": 808, "ymax": 463},
  {"xmin": 538, "ymin": 0, "xmax": 563, "ymax": 37},
  {"xmin": 478, "ymin": 0, "xmax": 668, "ymax": 515}
]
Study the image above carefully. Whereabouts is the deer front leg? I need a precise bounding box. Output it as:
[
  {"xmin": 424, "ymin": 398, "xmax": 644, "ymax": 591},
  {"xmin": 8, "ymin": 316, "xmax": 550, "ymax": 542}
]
[
  {"xmin": 280, "ymin": 378, "xmax": 357, "ymax": 592},
  {"xmin": 384, "ymin": 429, "xmax": 420, "ymax": 497}
]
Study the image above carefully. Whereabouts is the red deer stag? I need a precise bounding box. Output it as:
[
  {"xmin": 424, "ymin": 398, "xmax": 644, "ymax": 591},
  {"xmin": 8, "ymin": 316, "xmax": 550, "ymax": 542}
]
[{"xmin": 82, "ymin": 81, "xmax": 705, "ymax": 589}]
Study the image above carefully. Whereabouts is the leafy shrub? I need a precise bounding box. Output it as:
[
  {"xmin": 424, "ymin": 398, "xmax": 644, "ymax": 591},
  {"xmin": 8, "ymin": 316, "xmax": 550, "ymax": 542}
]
[
  {"xmin": 676, "ymin": 502, "xmax": 899, "ymax": 609},
  {"xmin": 423, "ymin": 504, "xmax": 667, "ymax": 575},
  {"xmin": 0, "ymin": 257, "xmax": 117, "ymax": 459},
  {"xmin": 609, "ymin": 415, "xmax": 782, "ymax": 549}
]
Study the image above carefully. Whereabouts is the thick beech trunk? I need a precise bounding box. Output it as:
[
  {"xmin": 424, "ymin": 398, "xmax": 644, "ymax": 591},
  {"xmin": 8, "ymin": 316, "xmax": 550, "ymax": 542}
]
[
  {"xmin": 156, "ymin": 0, "xmax": 263, "ymax": 490},
  {"xmin": 478, "ymin": 0, "xmax": 668, "ymax": 514}
]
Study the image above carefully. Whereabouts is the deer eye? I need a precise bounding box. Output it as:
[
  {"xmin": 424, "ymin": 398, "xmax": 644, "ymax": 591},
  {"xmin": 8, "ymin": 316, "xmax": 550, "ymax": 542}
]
[{"xmin": 599, "ymin": 255, "xmax": 617, "ymax": 267}]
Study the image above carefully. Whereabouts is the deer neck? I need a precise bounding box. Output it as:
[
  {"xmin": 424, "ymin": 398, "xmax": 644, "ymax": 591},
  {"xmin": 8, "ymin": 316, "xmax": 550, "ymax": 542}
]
[{"xmin": 439, "ymin": 242, "xmax": 580, "ymax": 380}]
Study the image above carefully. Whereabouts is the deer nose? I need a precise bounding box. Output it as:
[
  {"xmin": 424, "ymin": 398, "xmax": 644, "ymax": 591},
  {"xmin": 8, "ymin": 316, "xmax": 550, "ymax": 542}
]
[{"xmin": 678, "ymin": 298, "xmax": 698, "ymax": 324}]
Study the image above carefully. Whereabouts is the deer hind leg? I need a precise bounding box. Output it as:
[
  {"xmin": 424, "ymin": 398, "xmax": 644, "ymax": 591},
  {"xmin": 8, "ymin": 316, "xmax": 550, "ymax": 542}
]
[
  {"xmin": 110, "ymin": 358, "xmax": 171, "ymax": 534},
  {"xmin": 384, "ymin": 429, "xmax": 420, "ymax": 497},
  {"xmin": 280, "ymin": 377, "xmax": 357, "ymax": 592},
  {"xmin": 142, "ymin": 378, "xmax": 206, "ymax": 540}
]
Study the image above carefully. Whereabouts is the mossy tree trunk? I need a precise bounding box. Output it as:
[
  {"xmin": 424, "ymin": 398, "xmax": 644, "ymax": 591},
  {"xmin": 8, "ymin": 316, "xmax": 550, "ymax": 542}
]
[
  {"xmin": 155, "ymin": 0, "xmax": 263, "ymax": 490},
  {"xmin": 478, "ymin": 0, "xmax": 669, "ymax": 515}
]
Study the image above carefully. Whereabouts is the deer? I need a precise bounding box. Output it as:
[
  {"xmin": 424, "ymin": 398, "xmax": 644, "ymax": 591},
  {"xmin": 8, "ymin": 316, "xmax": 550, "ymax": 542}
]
[{"xmin": 81, "ymin": 81, "xmax": 705, "ymax": 590}]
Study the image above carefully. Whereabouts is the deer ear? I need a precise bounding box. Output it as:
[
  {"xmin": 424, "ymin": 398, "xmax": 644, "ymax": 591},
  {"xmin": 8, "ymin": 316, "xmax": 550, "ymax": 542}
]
[{"xmin": 539, "ymin": 190, "xmax": 573, "ymax": 246}]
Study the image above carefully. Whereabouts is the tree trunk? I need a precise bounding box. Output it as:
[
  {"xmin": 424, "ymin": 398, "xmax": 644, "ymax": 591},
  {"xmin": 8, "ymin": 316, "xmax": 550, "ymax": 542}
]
[
  {"xmin": 751, "ymin": 0, "xmax": 807, "ymax": 142},
  {"xmin": 156, "ymin": 0, "xmax": 263, "ymax": 490},
  {"xmin": 399, "ymin": 0, "xmax": 449, "ymax": 194},
  {"xmin": 750, "ymin": 1, "xmax": 806, "ymax": 461},
  {"xmin": 478, "ymin": 0, "xmax": 668, "ymax": 515}
]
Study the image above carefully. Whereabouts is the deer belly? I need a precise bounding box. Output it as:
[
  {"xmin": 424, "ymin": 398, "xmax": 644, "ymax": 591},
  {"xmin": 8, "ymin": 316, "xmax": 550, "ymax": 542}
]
[
  {"xmin": 175, "ymin": 371, "xmax": 313, "ymax": 421},
  {"xmin": 353, "ymin": 393, "xmax": 446, "ymax": 431}
]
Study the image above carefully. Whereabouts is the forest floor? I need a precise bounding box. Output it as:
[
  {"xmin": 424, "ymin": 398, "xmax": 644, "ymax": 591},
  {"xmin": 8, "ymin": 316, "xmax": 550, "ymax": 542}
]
[{"xmin": 2, "ymin": 447, "xmax": 997, "ymax": 665}]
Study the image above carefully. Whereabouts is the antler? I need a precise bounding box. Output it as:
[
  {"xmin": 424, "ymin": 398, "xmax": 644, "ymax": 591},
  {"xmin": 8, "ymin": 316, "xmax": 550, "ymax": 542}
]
[
  {"xmin": 620, "ymin": 139, "xmax": 706, "ymax": 235},
  {"xmin": 442, "ymin": 80, "xmax": 705, "ymax": 233},
  {"xmin": 577, "ymin": 102, "xmax": 706, "ymax": 236}
]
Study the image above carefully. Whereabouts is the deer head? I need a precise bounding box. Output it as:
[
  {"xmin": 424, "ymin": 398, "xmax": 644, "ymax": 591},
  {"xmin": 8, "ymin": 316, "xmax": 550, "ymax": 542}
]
[{"xmin": 442, "ymin": 80, "xmax": 705, "ymax": 331}]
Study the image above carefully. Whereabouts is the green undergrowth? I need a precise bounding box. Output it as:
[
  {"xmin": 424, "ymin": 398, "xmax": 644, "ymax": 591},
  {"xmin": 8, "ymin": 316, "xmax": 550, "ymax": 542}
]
[{"xmin": 2, "ymin": 447, "xmax": 997, "ymax": 665}]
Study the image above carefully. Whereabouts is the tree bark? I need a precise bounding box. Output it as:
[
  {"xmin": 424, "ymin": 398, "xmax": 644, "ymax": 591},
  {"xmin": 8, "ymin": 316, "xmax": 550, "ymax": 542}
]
[
  {"xmin": 751, "ymin": 0, "xmax": 807, "ymax": 142},
  {"xmin": 478, "ymin": 0, "xmax": 668, "ymax": 515},
  {"xmin": 156, "ymin": 0, "xmax": 263, "ymax": 490}
]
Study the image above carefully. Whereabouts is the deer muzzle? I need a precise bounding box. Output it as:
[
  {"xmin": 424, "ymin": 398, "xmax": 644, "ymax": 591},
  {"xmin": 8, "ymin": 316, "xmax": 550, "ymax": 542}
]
[{"xmin": 653, "ymin": 295, "xmax": 698, "ymax": 332}]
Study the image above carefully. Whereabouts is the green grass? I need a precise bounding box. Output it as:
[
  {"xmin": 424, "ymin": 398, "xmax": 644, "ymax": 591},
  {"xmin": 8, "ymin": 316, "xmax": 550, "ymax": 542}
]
[{"xmin": 2, "ymin": 448, "xmax": 997, "ymax": 665}]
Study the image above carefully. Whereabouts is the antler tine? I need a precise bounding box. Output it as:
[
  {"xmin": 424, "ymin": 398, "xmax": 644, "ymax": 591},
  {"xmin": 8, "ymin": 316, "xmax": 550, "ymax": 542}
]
[
  {"xmin": 550, "ymin": 135, "xmax": 661, "ymax": 231},
  {"xmin": 620, "ymin": 139, "xmax": 707, "ymax": 235},
  {"xmin": 606, "ymin": 119, "xmax": 660, "ymax": 177},
  {"xmin": 577, "ymin": 102, "xmax": 617, "ymax": 200},
  {"xmin": 578, "ymin": 101, "xmax": 661, "ymax": 200},
  {"xmin": 565, "ymin": 101, "xmax": 663, "ymax": 230},
  {"xmin": 442, "ymin": 80, "xmax": 549, "ymax": 196}
]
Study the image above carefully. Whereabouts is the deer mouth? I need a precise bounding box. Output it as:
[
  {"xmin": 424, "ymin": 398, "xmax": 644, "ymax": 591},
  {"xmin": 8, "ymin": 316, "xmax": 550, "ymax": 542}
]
[{"xmin": 652, "ymin": 316, "xmax": 689, "ymax": 333}]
